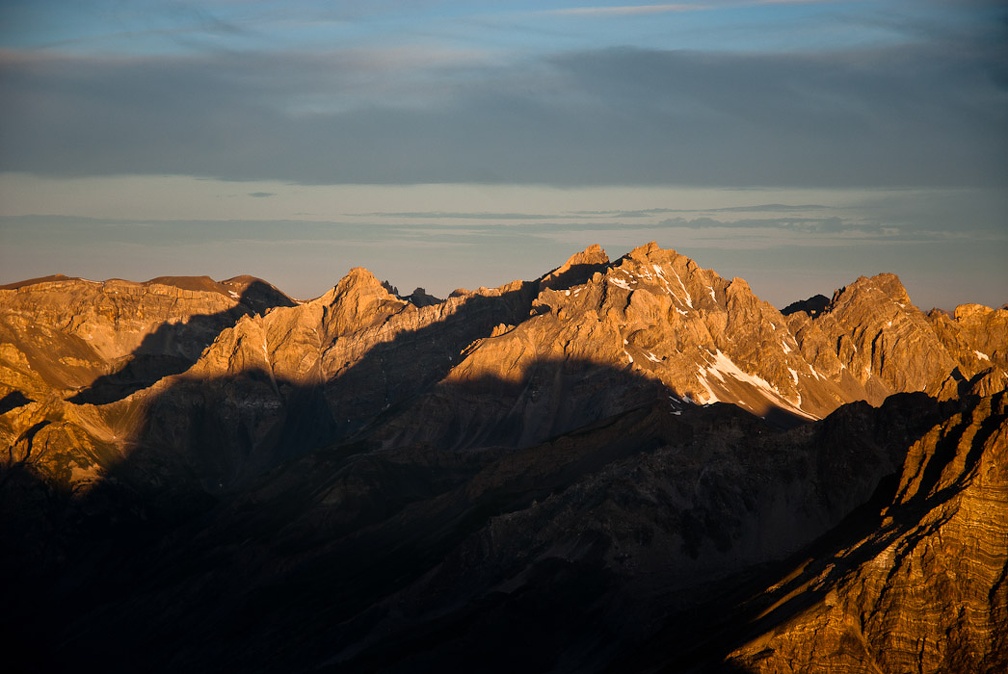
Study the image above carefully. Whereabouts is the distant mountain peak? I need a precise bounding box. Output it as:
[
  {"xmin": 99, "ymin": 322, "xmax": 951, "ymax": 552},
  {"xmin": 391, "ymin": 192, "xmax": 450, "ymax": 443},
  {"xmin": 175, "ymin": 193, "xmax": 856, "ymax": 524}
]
[
  {"xmin": 831, "ymin": 272, "xmax": 914, "ymax": 310},
  {"xmin": 334, "ymin": 266, "xmax": 387, "ymax": 294},
  {"xmin": 539, "ymin": 243, "xmax": 610, "ymax": 291}
]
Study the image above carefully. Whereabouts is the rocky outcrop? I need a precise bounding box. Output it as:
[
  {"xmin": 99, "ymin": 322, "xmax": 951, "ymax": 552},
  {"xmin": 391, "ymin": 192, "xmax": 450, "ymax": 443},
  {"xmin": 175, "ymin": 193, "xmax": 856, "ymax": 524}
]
[
  {"xmin": 927, "ymin": 303, "xmax": 1008, "ymax": 397},
  {"xmin": 810, "ymin": 274, "xmax": 958, "ymax": 400},
  {"xmin": 0, "ymin": 274, "xmax": 293, "ymax": 401},
  {"xmin": 0, "ymin": 274, "xmax": 296, "ymax": 496},
  {"xmin": 728, "ymin": 392, "xmax": 1008, "ymax": 674}
]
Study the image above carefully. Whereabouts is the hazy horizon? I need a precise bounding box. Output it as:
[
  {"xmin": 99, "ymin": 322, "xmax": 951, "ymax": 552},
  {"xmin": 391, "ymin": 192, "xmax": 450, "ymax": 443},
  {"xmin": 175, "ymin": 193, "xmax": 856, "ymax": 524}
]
[{"xmin": 2, "ymin": 1, "xmax": 1005, "ymax": 309}]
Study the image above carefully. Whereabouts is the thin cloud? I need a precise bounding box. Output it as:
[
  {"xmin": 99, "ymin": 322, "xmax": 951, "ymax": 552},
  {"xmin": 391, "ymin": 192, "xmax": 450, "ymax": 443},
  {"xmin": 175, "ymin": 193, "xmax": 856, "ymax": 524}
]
[
  {"xmin": 544, "ymin": 4, "xmax": 709, "ymax": 16},
  {"xmin": 346, "ymin": 211, "xmax": 567, "ymax": 220},
  {"xmin": 541, "ymin": 0, "xmax": 827, "ymax": 17}
]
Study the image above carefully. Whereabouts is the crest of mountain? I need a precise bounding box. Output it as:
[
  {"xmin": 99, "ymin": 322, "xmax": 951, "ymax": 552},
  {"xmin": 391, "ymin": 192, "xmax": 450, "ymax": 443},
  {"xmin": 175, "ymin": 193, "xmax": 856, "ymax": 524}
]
[
  {"xmin": 2, "ymin": 243, "xmax": 1006, "ymax": 491},
  {"xmin": 1, "ymin": 244, "xmax": 1006, "ymax": 673}
]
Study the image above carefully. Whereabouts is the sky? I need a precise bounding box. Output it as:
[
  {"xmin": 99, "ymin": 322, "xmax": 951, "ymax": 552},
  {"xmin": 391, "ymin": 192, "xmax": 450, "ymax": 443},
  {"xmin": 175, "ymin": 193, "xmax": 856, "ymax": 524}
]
[{"xmin": 1, "ymin": 0, "xmax": 1005, "ymax": 308}]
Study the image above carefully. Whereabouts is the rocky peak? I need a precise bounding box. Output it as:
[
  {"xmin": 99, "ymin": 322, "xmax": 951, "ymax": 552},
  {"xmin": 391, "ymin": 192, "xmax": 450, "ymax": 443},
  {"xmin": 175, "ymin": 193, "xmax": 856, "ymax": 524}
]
[
  {"xmin": 811, "ymin": 272, "xmax": 957, "ymax": 401},
  {"xmin": 405, "ymin": 288, "xmax": 442, "ymax": 307},
  {"xmin": 539, "ymin": 243, "xmax": 610, "ymax": 291},
  {"xmin": 927, "ymin": 303, "xmax": 1008, "ymax": 396},
  {"xmin": 323, "ymin": 267, "xmax": 407, "ymax": 335},
  {"xmin": 334, "ymin": 266, "xmax": 387, "ymax": 295},
  {"xmin": 829, "ymin": 272, "xmax": 913, "ymax": 311}
]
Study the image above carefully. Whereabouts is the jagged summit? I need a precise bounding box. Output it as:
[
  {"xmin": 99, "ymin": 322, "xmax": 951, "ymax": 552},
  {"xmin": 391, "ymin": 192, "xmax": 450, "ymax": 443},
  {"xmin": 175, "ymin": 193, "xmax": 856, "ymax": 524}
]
[
  {"xmin": 539, "ymin": 242, "xmax": 610, "ymax": 290},
  {"xmin": 830, "ymin": 272, "xmax": 916, "ymax": 312},
  {"xmin": 2, "ymin": 245, "xmax": 1004, "ymax": 424}
]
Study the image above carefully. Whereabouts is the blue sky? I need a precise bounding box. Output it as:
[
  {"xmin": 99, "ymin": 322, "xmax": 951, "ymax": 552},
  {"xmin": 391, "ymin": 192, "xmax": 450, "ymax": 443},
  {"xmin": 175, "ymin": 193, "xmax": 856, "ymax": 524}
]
[{"xmin": 1, "ymin": 1, "xmax": 1005, "ymax": 307}]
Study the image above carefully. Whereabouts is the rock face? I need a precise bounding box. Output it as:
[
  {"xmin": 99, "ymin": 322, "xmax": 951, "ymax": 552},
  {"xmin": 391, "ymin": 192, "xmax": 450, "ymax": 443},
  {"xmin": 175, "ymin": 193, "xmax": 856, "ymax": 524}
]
[
  {"xmin": 0, "ymin": 274, "xmax": 293, "ymax": 401},
  {"xmin": 727, "ymin": 392, "xmax": 1008, "ymax": 674},
  {"xmin": 1, "ymin": 243, "xmax": 1006, "ymax": 673}
]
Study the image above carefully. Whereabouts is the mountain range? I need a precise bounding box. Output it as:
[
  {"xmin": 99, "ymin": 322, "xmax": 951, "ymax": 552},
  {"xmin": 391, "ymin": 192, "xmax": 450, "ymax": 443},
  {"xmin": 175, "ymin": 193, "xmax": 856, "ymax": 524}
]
[{"xmin": 1, "ymin": 242, "xmax": 1005, "ymax": 673}]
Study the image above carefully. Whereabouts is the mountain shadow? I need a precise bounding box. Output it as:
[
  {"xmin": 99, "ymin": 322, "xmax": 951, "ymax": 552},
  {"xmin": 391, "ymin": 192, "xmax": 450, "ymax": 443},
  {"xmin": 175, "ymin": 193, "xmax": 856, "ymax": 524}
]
[
  {"xmin": 0, "ymin": 390, "xmax": 31, "ymax": 415},
  {"xmin": 2, "ymin": 356, "xmax": 970, "ymax": 674}
]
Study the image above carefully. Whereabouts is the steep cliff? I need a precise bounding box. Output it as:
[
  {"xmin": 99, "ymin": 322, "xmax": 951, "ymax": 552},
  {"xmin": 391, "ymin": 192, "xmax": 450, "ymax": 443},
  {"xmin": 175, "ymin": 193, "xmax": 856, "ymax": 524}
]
[{"xmin": 728, "ymin": 392, "xmax": 1008, "ymax": 674}]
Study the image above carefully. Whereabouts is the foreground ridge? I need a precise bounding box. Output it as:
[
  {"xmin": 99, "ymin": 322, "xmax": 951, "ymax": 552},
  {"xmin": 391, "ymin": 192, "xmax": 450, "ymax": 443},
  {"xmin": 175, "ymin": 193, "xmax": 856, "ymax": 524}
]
[{"xmin": 1, "ymin": 243, "xmax": 1006, "ymax": 673}]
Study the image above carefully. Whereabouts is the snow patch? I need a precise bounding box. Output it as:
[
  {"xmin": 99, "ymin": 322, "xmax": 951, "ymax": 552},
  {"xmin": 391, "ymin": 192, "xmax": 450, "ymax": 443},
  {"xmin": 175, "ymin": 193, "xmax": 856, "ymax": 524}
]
[
  {"xmin": 646, "ymin": 351, "xmax": 661, "ymax": 363},
  {"xmin": 229, "ymin": 290, "xmax": 240, "ymax": 299},
  {"xmin": 671, "ymin": 268, "xmax": 694, "ymax": 308},
  {"xmin": 705, "ymin": 350, "xmax": 774, "ymax": 392},
  {"xmin": 788, "ymin": 367, "xmax": 799, "ymax": 385},
  {"xmin": 702, "ymin": 350, "xmax": 818, "ymax": 420},
  {"xmin": 707, "ymin": 286, "xmax": 716, "ymax": 302},
  {"xmin": 781, "ymin": 340, "xmax": 791, "ymax": 354},
  {"xmin": 695, "ymin": 366, "xmax": 720, "ymax": 404},
  {"xmin": 654, "ymin": 263, "xmax": 695, "ymax": 309},
  {"xmin": 652, "ymin": 265, "xmax": 674, "ymax": 294},
  {"xmin": 975, "ymin": 350, "xmax": 990, "ymax": 361},
  {"xmin": 609, "ymin": 277, "xmax": 632, "ymax": 290}
]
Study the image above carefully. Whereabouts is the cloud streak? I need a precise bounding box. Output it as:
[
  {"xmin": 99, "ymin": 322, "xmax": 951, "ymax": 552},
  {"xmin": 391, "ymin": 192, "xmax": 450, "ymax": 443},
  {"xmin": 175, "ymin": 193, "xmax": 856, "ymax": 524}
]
[
  {"xmin": 541, "ymin": 1, "xmax": 827, "ymax": 17},
  {"xmin": 542, "ymin": 4, "xmax": 712, "ymax": 16}
]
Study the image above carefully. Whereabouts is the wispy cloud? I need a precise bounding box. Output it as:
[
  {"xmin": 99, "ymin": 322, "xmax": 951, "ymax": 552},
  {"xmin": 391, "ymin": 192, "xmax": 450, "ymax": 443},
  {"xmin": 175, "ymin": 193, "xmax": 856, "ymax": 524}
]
[
  {"xmin": 347, "ymin": 211, "xmax": 569, "ymax": 221},
  {"xmin": 543, "ymin": 4, "xmax": 710, "ymax": 16},
  {"xmin": 541, "ymin": 0, "xmax": 827, "ymax": 17}
]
